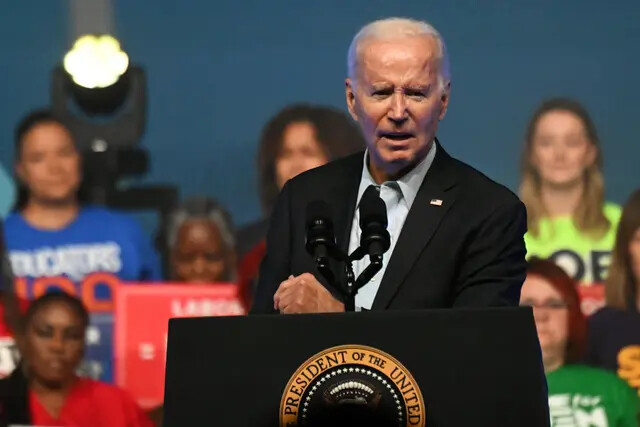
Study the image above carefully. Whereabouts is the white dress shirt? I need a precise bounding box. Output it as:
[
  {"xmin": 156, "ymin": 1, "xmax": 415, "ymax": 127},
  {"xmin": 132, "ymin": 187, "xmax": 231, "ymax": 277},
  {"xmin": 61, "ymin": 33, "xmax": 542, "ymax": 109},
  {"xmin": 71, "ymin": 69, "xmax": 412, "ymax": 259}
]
[{"xmin": 349, "ymin": 142, "xmax": 437, "ymax": 310}]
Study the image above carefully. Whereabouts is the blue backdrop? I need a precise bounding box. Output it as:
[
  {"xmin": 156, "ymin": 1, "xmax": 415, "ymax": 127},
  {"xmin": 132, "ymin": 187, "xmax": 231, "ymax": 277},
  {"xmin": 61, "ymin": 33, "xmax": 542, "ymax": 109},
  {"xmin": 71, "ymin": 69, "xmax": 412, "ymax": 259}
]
[{"xmin": 1, "ymin": 0, "xmax": 639, "ymax": 226}]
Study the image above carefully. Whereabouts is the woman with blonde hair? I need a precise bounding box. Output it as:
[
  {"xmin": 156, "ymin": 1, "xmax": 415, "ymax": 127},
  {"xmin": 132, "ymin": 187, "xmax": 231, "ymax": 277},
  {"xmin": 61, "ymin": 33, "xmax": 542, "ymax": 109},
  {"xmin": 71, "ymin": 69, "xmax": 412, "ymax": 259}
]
[
  {"xmin": 586, "ymin": 189, "xmax": 640, "ymax": 395},
  {"xmin": 520, "ymin": 98, "xmax": 621, "ymax": 313}
]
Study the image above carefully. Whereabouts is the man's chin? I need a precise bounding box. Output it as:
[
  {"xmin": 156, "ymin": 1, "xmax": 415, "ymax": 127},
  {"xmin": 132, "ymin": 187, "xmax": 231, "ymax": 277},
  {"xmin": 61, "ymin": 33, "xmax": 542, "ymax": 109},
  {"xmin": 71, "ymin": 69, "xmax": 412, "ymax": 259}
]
[{"xmin": 376, "ymin": 150, "xmax": 414, "ymax": 166}]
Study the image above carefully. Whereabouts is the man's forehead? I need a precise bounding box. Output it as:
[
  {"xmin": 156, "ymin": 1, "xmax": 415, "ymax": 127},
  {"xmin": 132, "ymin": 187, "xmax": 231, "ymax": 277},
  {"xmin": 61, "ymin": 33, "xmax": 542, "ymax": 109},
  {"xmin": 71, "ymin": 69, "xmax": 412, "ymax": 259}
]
[{"xmin": 357, "ymin": 37, "xmax": 438, "ymax": 84}]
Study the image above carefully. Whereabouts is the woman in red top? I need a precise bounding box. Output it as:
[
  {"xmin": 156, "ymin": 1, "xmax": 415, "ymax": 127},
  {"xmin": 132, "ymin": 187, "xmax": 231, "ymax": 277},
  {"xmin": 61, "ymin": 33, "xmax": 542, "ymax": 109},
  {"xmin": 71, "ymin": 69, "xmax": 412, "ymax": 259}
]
[{"xmin": 0, "ymin": 291, "xmax": 153, "ymax": 427}]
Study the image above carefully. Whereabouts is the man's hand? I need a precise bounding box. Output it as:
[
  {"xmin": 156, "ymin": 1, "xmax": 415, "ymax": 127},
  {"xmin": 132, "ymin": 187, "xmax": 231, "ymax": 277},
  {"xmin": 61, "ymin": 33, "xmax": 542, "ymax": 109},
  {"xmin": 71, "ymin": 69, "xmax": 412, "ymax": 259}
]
[{"xmin": 273, "ymin": 273, "xmax": 345, "ymax": 314}]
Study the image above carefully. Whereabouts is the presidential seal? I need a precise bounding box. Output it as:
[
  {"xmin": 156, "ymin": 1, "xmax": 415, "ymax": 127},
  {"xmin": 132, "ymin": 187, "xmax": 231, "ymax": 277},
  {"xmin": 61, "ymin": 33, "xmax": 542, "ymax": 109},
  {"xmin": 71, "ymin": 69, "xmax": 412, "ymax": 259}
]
[{"xmin": 280, "ymin": 345, "xmax": 425, "ymax": 426}]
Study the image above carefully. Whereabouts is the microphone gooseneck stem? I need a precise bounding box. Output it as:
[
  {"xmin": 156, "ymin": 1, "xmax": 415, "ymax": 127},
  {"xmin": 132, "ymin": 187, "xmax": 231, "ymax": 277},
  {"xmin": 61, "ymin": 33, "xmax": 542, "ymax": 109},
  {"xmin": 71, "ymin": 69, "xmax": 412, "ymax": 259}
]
[{"xmin": 344, "ymin": 262, "xmax": 356, "ymax": 312}]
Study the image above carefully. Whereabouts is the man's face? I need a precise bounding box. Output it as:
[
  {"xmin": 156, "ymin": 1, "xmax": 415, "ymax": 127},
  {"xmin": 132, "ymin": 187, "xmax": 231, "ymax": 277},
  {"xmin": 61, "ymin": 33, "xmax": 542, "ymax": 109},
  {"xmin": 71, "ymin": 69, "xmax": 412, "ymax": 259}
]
[{"xmin": 345, "ymin": 36, "xmax": 450, "ymax": 178}]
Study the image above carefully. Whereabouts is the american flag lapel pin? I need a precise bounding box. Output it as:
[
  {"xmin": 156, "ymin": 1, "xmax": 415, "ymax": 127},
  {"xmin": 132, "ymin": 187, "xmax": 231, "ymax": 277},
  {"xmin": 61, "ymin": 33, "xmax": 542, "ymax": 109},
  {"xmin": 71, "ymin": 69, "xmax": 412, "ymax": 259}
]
[{"xmin": 430, "ymin": 199, "xmax": 443, "ymax": 206}]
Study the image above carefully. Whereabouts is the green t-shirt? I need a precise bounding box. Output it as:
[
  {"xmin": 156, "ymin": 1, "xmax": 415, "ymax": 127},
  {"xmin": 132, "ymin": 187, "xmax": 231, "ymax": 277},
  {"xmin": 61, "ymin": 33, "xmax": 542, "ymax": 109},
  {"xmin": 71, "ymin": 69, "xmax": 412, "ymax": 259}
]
[
  {"xmin": 525, "ymin": 202, "xmax": 622, "ymax": 285},
  {"xmin": 547, "ymin": 365, "xmax": 639, "ymax": 427}
]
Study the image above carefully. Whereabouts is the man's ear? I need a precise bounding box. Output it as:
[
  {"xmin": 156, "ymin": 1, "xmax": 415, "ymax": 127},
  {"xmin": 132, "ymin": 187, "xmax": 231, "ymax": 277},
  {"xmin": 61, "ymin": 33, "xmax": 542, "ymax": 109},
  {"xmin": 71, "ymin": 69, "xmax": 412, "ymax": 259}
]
[
  {"xmin": 345, "ymin": 78, "xmax": 359, "ymax": 121},
  {"xmin": 438, "ymin": 81, "xmax": 451, "ymax": 121}
]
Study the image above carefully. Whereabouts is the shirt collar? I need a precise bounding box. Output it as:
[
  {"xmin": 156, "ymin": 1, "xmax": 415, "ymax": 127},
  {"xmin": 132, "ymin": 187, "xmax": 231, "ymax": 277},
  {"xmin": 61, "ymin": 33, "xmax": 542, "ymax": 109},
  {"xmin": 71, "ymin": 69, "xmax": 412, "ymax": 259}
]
[{"xmin": 356, "ymin": 141, "xmax": 437, "ymax": 210}]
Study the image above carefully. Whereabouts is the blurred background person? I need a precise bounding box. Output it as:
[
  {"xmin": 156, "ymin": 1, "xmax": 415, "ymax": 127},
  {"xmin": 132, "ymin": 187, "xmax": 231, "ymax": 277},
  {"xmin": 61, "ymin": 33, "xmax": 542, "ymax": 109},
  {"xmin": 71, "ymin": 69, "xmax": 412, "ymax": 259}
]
[
  {"xmin": 520, "ymin": 258, "xmax": 639, "ymax": 425},
  {"xmin": 0, "ymin": 292, "xmax": 153, "ymax": 427},
  {"xmin": 168, "ymin": 196, "xmax": 237, "ymax": 284},
  {"xmin": 586, "ymin": 189, "xmax": 640, "ymax": 395},
  {"xmin": 4, "ymin": 109, "xmax": 162, "ymax": 295},
  {"xmin": 236, "ymin": 103, "xmax": 365, "ymax": 305},
  {"xmin": 520, "ymin": 98, "xmax": 621, "ymax": 314}
]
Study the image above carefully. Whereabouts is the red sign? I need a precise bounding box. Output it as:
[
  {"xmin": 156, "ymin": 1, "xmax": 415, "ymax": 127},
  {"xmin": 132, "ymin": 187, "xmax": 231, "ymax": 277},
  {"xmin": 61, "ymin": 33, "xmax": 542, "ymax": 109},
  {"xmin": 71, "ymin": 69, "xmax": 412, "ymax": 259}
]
[
  {"xmin": 577, "ymin": 282, "xmax": 605, "ymax": 316},
  {"xmin": 114, "ymin": 283, "xmax": 245, "ymax": 409}
]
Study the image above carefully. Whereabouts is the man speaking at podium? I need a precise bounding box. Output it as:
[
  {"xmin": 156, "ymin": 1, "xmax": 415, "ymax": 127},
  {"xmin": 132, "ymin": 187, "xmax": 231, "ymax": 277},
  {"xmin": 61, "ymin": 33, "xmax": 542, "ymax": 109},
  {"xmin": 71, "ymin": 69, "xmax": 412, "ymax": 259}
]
[{"xmin": 252, "ymin": 17, "xmax": 527, "ymax": 314}]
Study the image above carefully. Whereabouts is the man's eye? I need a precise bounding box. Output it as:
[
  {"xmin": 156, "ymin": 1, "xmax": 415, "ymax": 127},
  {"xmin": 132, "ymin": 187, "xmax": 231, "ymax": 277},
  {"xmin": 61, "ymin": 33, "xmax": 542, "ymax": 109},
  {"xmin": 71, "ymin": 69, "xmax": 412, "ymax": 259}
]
[{"xmin": 371, "ymin": 90, "xmax": 392, "ymax": 98}]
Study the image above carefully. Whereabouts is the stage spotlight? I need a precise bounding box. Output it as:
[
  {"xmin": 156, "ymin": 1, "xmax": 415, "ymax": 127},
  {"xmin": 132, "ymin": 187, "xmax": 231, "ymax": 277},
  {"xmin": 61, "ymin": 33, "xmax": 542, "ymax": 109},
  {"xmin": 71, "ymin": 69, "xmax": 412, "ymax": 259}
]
[
  {"xmin": 63, "ymin": 34, "xmax": 129, "ymax": 89},
  {"xmin": 51, "ymin": 33, "xmax": 147, "ymax": 205},
  {"xmin": 57, "ymin": 34, "xmax": 133, "ymax": 116}
]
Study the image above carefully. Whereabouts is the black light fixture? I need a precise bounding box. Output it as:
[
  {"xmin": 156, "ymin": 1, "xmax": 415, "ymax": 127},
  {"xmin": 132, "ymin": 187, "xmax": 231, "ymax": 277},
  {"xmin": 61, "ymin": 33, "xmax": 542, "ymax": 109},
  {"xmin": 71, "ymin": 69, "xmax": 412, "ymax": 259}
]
[{"xmin": 51, "ymin": 34, "xmax": 148, "ymax": 203}]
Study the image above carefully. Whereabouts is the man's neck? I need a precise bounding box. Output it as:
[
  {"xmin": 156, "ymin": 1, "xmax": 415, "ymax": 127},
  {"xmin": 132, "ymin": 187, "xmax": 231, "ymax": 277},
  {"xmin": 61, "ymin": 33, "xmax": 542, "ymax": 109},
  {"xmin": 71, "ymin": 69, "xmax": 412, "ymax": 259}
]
[
  {"xmin": 540, "ymin": 182, "xmax": 584, "ymax": 218},
  {"xmin": 22, "ymin": 199, "xmax": 79, "ymax": 230},
  {"xmin": 368, "ymin": 142, "xmax": 432, "ymax": 185}
]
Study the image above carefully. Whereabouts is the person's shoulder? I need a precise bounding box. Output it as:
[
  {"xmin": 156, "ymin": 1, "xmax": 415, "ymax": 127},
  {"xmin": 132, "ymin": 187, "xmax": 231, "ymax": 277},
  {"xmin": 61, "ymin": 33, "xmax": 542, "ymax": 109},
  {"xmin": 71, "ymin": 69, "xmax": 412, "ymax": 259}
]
[
  {"xmin": 556, "ymin": 364, "xmax": 624, "ymax": 384},
  {"xmin": 446, "ymin": 152, "xmax": 521, "ymax": 208},
  {"xmin": 79, "ymin": 206, "xmax": 140, "ymax": 229},
  {"xmin": 3, "ymin": 211, "xmax": 23, "ymax": 228},
  {"xmin": 78, "ymin": 378, "xmax": 151, "ymax": 424},
  {"xmin": 289, "ymin": 151, "xmax": 364, "ymax": 188},
  {"xmin": 564, "ymin": 364, "xmax": 623, "ymax": 382},
  {"xmin": 603, "ymin": 202, "xmax": 622, "ymax": 222},
  {"xmin": 589, "ymin": 306, "xmax": 634, "ymax": 326},
  {"xmin": 78, "ymin": 377, "xmax": 136, "ymax": 400}
]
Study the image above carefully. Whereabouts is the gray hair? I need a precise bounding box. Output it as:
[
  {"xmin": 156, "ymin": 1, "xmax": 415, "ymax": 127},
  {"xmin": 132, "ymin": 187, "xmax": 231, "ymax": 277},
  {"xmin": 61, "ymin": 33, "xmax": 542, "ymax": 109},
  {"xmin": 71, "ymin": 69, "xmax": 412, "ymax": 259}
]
[
  {"xmin": 167, "ymin": 196, "xmax": 235, "ymax": 251},
  {"xmin": 347, "ymin": 17, "xmax": 451, "ymax": 92}
]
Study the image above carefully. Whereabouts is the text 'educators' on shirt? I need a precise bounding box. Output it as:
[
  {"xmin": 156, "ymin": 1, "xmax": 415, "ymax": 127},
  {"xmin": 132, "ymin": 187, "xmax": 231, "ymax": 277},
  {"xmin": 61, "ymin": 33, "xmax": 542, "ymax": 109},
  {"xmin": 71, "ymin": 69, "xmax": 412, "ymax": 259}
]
[{"xmin": 3, "ymin": 206, "xmax": 162, "ymax": 303}]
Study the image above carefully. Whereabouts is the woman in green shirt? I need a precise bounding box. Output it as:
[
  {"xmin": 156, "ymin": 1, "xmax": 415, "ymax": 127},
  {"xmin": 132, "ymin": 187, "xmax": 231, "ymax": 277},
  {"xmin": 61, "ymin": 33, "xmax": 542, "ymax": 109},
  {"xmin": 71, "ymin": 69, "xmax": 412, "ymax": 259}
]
[
  {"xmin": 521, "ymin": 258, "xmax": 639, "ymax": 426},
  {"xmin": 520, "ymin": 98, "xmax": 621, "ymax": 314}
]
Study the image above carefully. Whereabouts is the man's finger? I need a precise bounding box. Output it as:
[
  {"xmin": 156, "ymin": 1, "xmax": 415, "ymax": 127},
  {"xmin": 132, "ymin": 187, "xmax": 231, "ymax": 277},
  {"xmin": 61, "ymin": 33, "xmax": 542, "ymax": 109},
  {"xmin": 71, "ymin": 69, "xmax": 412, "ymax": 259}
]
[{"xmin": 274, "ymin": 277, "xmax": 296, "ymax": 309}]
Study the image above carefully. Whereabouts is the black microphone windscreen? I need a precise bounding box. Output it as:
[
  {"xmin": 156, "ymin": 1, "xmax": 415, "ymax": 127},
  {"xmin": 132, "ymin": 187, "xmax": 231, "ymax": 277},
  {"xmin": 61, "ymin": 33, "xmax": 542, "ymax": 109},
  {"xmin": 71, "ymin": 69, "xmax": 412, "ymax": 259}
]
[
  {"xmin": 359, "ymin": 185, "xmax": 387, "ymax": 228},
  {"xmin": 305, "ymin": 200, "xmax": 333, "ymax": 229}
]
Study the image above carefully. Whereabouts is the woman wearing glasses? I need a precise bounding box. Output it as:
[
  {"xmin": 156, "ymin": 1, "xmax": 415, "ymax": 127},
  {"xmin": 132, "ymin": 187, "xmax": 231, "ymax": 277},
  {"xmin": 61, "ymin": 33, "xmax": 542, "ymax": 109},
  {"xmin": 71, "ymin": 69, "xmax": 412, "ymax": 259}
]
[{"xmin": 520, "ymin": 258, "xmax": 639, "ymax": 426}]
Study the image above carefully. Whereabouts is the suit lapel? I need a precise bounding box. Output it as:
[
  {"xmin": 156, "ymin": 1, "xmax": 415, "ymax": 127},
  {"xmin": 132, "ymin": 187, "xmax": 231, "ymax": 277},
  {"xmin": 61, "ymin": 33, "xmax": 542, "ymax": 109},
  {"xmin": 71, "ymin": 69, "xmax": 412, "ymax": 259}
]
[{"xmin": 371, "ymin": 141, "xmax": 459, "ymax": 309}]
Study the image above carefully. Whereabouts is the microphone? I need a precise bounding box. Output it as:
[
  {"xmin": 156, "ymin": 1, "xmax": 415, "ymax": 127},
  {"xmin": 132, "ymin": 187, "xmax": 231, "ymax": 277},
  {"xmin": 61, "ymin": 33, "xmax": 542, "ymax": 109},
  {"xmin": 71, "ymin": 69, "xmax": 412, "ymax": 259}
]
[
  {"xmin": 304, "ymin": 201, "xmax": 341, "ymax": 290},
  {"xmin": 305, "ymin": 200, "xmax": 336, "ymax": 261},
  {"xmin": 358, "ymin": 185, "xmax": 391, "ymax": 260}
]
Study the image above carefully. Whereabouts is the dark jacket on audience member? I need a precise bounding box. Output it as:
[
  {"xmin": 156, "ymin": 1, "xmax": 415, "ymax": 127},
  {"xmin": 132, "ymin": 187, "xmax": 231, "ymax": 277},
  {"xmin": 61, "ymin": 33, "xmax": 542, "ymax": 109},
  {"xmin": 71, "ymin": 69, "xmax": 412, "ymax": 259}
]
[{"xmin": 585, "ymin": 306, "xmax": 640, "ymax": 394}]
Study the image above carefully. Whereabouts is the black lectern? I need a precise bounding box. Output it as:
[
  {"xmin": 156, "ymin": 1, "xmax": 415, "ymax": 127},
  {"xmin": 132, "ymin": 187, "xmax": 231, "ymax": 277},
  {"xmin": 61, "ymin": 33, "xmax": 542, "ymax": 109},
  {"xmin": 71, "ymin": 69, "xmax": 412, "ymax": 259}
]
[{"xmin": 163, "ymin": 308, "xmax": 549, "ymax": 426}]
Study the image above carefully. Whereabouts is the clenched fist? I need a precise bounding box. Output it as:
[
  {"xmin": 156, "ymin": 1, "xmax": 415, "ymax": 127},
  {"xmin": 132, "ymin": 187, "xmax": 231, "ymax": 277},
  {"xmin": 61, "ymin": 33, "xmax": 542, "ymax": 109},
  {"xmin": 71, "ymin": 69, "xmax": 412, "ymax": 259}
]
[{"xmin": 273, "ymin": 273, "xmax": 345, "ymax": 314}]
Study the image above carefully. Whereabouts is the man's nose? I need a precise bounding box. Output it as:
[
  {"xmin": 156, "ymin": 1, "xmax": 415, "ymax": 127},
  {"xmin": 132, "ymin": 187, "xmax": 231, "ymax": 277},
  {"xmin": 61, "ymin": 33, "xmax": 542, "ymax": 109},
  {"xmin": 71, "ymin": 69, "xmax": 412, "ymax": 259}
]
[{"xmin": 387, "ymin": 92, "xmax": 408, "ymax": 123}]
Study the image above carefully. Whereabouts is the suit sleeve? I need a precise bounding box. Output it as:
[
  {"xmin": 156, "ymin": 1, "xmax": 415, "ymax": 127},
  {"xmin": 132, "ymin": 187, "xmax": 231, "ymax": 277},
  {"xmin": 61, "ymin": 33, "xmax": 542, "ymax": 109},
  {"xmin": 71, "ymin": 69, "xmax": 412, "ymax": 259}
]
[
  {"xmin": 453, "ymin": 198, "xmax": 528, "ymax": 307},
  {"xmin": 250, "ymin": 181, "xmax": 293, "ymax": 314}
]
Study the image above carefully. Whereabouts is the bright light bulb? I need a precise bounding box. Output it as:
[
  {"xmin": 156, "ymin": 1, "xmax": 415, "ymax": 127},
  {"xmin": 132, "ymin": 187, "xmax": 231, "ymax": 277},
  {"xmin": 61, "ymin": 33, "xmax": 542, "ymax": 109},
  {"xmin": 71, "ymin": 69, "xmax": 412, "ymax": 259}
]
[{"xmin": 63, "ymin": 34, "xmax": 129, "ymax": 89}]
